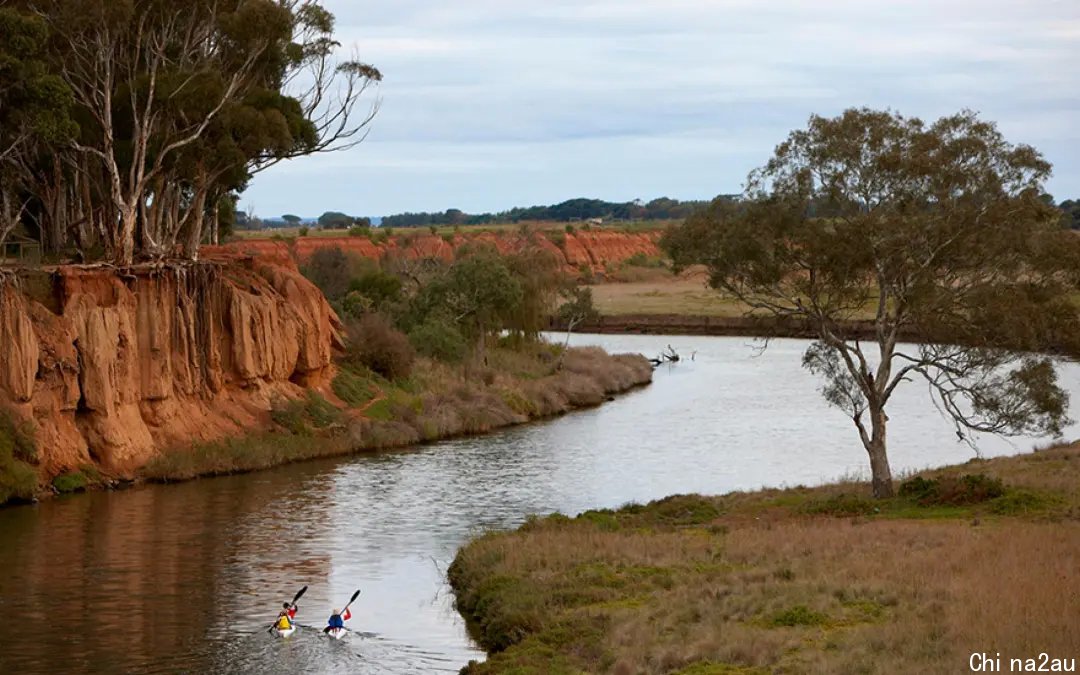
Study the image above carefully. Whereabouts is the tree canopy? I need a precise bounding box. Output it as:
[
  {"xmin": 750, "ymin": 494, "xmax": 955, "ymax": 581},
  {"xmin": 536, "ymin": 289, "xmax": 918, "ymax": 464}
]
[
  {"xmin": 663, "ymin": 108, "xmax": 1080, "ymax": 497},
  {"xmin": 379, "ymin": 197, "xmax": 717, "ymax": 228},
  {"xmin": 0, "ymin": 0, "xmax": 380, "ymax": 264}
]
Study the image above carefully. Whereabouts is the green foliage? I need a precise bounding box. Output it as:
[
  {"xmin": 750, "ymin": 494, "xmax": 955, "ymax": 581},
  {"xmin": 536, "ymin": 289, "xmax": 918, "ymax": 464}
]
[
  {"xmin": 300, "ymin": 246, "xmax": 358, "ymax": 301},
  {"xmin": 898, "ymin": 474, "xmax": 1005, "ymax": 506},
  {"xmin": 662, "ymin": 107, "xmax": 1080, "ymax": 498},
  {"xmin": 343, "ymin": 313, "xmax": 415, "ymax": 380},
  {"xmin": 799, "ymin": 493, "xmax": 878, "ymax": 516},
  {"xmin": 409, "ymin": 318, "xmax": 468, "ymax": 363},
  {"xmin": 51, "ymin": 471, "xmax": 88, "ymax": 494},
  {"xmin": 0, "ymin": 408, "xmax": 37, "ymax": 504},
  {"xmin": 317, "ymin": 211, "xmax": 354, "ymax": 229},
  {"xmin": 413, "ymin": 246, "xmax": 525, "ymax": 351},
  {"xmin": 270, "ymin": 392, "xmax": 341, "ymax": 435},
  {"xmin": 332, "ymin": 367, "xmax": 377, "ymax": 408},
  {"xmin": 282, "ymin": 214, "xmax": 302, "ymax": 225},
  {"xmin": 298, "ymin": 226, "xmax": 309, "ymax": 237},
  {"xmin": 348, "ymin": 269, "xmax": 403, "ymax": 312},
  {"xmin": 0, "ymin": 407, "xmax": 36, "ymax": 463},
  {"xmin": 348, "ymin": 224, "xmax": 371, "ymax": 237},
  {"xmin": 769, "ymin": 605, "xmax": 828, "ymax": 628}
]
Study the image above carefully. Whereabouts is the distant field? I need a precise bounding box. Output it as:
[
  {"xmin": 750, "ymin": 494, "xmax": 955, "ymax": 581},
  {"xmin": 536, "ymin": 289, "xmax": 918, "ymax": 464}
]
[
  {"xmin": 232, "ymin": 219, "xmax": 674, "ymax": 240},
  {"xmin": 590, "ymin": 272, "xmax": 750, "ymax": 317}
]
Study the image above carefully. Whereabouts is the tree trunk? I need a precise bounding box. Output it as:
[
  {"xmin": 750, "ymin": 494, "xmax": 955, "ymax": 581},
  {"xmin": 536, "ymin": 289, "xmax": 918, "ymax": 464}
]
[
  {"xmin": 867, "ymin": 403, "xmax": 894, "ymax": 498},
  {"xmin": 118, "ymin": 206, "xmax": 137, "ymax": 265}
]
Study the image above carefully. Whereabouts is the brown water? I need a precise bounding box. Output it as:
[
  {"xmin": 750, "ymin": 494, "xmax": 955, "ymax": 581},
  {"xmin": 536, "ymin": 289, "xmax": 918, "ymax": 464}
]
[{"xmin": 2, "ymin": 334, "xmax": 1078, "ymax": 674}]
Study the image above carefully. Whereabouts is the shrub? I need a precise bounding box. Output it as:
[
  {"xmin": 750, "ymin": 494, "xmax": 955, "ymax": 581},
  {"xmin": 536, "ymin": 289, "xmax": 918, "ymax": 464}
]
[
  {"xmin": 332, "ymin": 368, "xmax": 377, "ymax": 407},
  {"xmin": 298, "ymin": 226, "xmax": 310, "ymax": 237},
  {"xmin": 348, "ymin": 224, "xmax": 371, "ymax": 238},
  {"xmin": 548, "ymin": 231, "xmax": 566, "ymax": 248},
  {"xmin": 899, "ymin": 473, "xmax": 1005, "ymax": 506},
  {"xmin": 800, "ymin": 493, "xmax": 878, "ymax": 516},
  {"xmin": 409, "ymin": 318, "xmax": 468, "ymax": 363},
  {"xmin": 52, "ymin": 471, "xmax": 89, "ymax": 494},
  {"xmin": 565, "ymin": 224, "xmax": 575, "ymax": 234},
  {"xmin": 300, "ymin": 247, "xmax": 355, "ymax": 301},
  {"xmin": 344, "ymin": 313, "xmax": 416, "ymax": 380},
  {"xmin": 429, "ymin": 225, "xmax": 439, "ymax": 235},
  {"xmin": 0, "ymin": 408, "xmax": 36, "ymax": 463},
  {"xmin": 348, "ymin": 269, "xmax": 403, "ymax": 311},
  {"xmin": 770, "ymin": 605, "xmax": 828, "ymax": 627},
  {"xmin": 442, "ymin": 233, "xmax": 455, "ymax": 244},
  {"xmin": 270, "ymin": 392, "xmax": 341, "ymax": 434}
]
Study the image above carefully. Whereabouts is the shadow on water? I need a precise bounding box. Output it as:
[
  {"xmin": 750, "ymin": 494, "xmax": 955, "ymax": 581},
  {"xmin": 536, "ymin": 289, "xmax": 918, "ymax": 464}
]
[{"xmin": 2, "ymin": 334, "xmax": 1079, "ymax": 673}]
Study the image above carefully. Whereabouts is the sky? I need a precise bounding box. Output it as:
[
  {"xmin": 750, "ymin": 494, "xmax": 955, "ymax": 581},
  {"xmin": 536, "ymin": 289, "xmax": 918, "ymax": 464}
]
[{"xmin": 241, "ymin": 0, "xmax": 1080, "ymax": 219}]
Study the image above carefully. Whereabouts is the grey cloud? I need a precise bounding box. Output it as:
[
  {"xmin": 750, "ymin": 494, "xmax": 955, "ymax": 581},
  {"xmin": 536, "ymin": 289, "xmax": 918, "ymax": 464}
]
[{"xmin": 243, "ymin": 0, "xmax": 1080, "ymax": 217}]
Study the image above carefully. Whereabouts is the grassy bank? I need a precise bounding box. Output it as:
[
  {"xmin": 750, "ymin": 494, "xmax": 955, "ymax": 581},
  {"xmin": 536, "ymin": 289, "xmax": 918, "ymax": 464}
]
[
  {"xmin": 449, "ymin": 446, "xmax": 1080, "ymax": 674},
  {"xmin": 140, "ymin": 345, "xmax": 652, "ymax": 483}
]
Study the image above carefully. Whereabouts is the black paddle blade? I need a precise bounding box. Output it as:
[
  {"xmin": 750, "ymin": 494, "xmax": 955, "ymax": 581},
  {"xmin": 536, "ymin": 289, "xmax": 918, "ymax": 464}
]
[
  {"xmin": 291, "ymin": 585, "xmax": 308, "ymax": 605},
  {"xmin": 349, "ymin": 589, "xmax": 360, "ymax": 604}
]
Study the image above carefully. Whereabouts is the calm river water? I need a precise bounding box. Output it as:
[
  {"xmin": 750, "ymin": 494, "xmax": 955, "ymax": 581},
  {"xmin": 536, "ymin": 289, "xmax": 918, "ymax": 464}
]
[{"xmin": 2, "ymin": 334, "xmax": 1078, "ymax": 674}]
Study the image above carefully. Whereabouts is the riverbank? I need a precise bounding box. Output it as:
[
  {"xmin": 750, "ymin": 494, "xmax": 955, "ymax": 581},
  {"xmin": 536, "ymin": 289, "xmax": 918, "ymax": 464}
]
[
  {"xmin": 140, "ymin": 345, "xmax": 652, "ymax": 484},
  {"xmin": 449, "ymin": 445, "xmax": 1080, "ymax": 674}
]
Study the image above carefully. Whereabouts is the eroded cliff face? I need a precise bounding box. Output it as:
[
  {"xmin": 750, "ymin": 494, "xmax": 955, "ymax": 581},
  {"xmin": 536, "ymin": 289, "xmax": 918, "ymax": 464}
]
[
  {"xmin": 216, "ymin": 230, "xmax": 663, "ymax": 271},
  {"xmin": 0, "ymin": 255, "xmax": 341, "ymax": 478}
]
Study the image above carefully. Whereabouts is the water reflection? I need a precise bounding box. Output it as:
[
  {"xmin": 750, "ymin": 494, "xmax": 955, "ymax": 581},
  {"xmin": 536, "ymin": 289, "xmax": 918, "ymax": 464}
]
[{"xmin": 1, "ymin": 335, "xmax": 1077, "ymax": 673}]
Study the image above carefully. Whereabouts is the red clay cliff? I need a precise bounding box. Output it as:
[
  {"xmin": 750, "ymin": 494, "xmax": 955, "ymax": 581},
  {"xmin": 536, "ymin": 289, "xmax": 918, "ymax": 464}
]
[{"xmin": 0, "ymin": 253, "xmax": 341, "ymax": 479}]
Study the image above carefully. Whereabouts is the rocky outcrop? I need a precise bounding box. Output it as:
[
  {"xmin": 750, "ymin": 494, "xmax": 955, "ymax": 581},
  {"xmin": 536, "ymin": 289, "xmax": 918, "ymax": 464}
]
[
  {"xmin": 219, "ymin": 230, "xmax": 663, "ymax": 272},
  {"xmin": 0, "ymin": 255, "xmax": 341, "ymax": 478}
]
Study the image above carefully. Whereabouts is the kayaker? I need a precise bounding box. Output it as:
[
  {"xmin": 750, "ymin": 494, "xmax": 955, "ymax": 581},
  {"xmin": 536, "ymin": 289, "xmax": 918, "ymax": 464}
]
[
  {"xmin": 324, "ymin": 607, "xmax": 351, "ymax": 633},
  {"xmin": 276, "ymin": 602, "xmax": 298, "ymax": 631}
]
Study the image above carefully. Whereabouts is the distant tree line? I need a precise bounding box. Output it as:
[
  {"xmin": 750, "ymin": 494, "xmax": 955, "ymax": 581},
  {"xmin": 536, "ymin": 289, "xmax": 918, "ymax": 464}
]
[
  {"xmin": 0, "ymin": 1, "xmax": 380, "ymax": 264},
  {"xmin": 379, "ymin": 197, "xmax": 726, "ymax": 228}
]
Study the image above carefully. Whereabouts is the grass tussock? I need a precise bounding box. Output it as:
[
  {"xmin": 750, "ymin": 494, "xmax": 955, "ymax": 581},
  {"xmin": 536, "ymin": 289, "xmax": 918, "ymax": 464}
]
[
  {"xmin": 0, "ymin": 408, "xmax": 38, "ymax": 504},
  {"xmin": 450, "ymin": 445, "xmax": 1080, "ymax": 674}
]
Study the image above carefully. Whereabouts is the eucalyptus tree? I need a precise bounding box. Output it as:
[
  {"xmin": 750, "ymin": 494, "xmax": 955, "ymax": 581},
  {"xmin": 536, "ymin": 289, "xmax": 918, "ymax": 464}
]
[
  {"xmin": 0, "ymin": 8, "xmax": 75, "ymax": 246},
  {"xmin": 664, "ymin": 108, "xmax": 1080, "ymax": 497},
  {"xmin": 0, "ymin": 0, "xmax": 379, "ymax": 263}
]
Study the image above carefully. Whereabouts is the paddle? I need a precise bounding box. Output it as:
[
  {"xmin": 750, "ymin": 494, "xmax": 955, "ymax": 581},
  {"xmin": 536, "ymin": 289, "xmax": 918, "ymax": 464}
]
[
  {"xmin": 324, "ymin": 589, "xmax": 361, "ymax": 634},
  {"xmin": 268, "ymin": 585, "xmax": 308, "ymax": 633}
]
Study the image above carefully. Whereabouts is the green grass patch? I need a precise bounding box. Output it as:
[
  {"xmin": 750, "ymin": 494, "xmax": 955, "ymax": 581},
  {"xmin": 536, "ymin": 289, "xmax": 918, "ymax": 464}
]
[
  {"xmin": 332, "ymin": 368, "xmax": 377, "ymax": 407},
  {"xmin": 270, "ymin": 392, "xmax": 342, "ymax": 434},
  {"xmin": 768, "ymin": 605, "xmax": 829, "ymax": 628},
  {"xmin": 0, "ymin": 408, "xmax": 38, "ymax": 504},
  {"xmin": 51, "ymin": 471, "xmax": 89, "ymax": 494}
]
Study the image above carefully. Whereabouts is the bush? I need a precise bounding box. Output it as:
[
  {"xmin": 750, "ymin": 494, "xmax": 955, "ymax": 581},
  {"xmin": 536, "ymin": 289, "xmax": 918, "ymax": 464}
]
[
  {"xmin": 348, "ymin": 269, "xmax": 403, "ymax": 311},
  {"xmin": 565, "ymin": 224, "xmax": 575, "ymax": 234},
  {"xmin": 298, "ymin": 226, "xmax": 310, "ymax": 237},
  {"xmin": 270, "ymin": 392, "xmax": 341, "ymax": 435},
  {"xmin": 899, "ymin": 473, "xmax": 1005, "ymax": 506},
  {"xmin": 770, "ymin": 605, "xmax": 828, "ymax": 627},
  {"xmin": 301, "ymin": 247, "xmax": 355, "ymax": 301},
  {"xmin": 0, "ymin": 408, "xmax": 36, "ymax": 464},
  {"xmin": 344, "ymin": 313, "xmax": 415, "ymax": 380},
  {"xmin": 548, "ymin": 231, "xmax": 566, "ymax": 248},
  {"xmin": 409, "ymin": 319, "xmax": 468, "ymax": 363},
  {"xmin": 429, "ymin": 225, "xmax": 439, "ymax": 235},
  {"xmin": 348, "ymin": 224, "xmax": 371, "ymax": 238},
  {"xmin": 442, "ymin": 233, "xmax": 455, "ymax": 244},
  {"xmin": 52, "ymin": 471, "xmax": 89, "ymax": 494},
  {"xmin": 332, "ymin": 368, "xmax": 378, "ymax": 407}
]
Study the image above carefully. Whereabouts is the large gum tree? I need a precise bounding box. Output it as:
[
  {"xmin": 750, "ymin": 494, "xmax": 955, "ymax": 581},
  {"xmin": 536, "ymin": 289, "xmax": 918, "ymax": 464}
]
[{"xmin": 664, "ymin": 108, "xmax": 1080, "ymax": 497}]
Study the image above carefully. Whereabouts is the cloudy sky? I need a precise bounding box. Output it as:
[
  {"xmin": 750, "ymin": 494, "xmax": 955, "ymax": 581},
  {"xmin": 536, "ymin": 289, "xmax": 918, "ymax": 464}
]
[{"xmin": 241, "ymin": 0, "xmax": 1080, "ymax": 219}]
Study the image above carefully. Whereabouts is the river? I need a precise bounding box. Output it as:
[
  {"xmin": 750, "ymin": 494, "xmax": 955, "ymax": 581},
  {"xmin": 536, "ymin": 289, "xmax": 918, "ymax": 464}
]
[{"xmin": 1, "ymin": 334, "xmax": 1078, "ymax": 674}]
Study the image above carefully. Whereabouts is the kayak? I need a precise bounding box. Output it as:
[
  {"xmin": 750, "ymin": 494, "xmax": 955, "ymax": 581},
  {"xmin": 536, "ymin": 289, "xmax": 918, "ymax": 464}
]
[
  {"xmin": 274, "ymin": 625, "xmax": 297, "ymax": 638},
  {"xmin": 326, "ymin": 627, "xmax": 348, "ymax": 640}
]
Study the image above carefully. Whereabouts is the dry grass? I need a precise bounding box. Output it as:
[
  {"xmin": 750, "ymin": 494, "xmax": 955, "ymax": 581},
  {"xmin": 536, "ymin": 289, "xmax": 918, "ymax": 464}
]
[
  {"xmin": 141, "ymin": 345, "xmax": 653, "ymax": 484},
  {"xmin": 450, "ymin": 446, "xmax": 1080, "ymax": 674}
]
